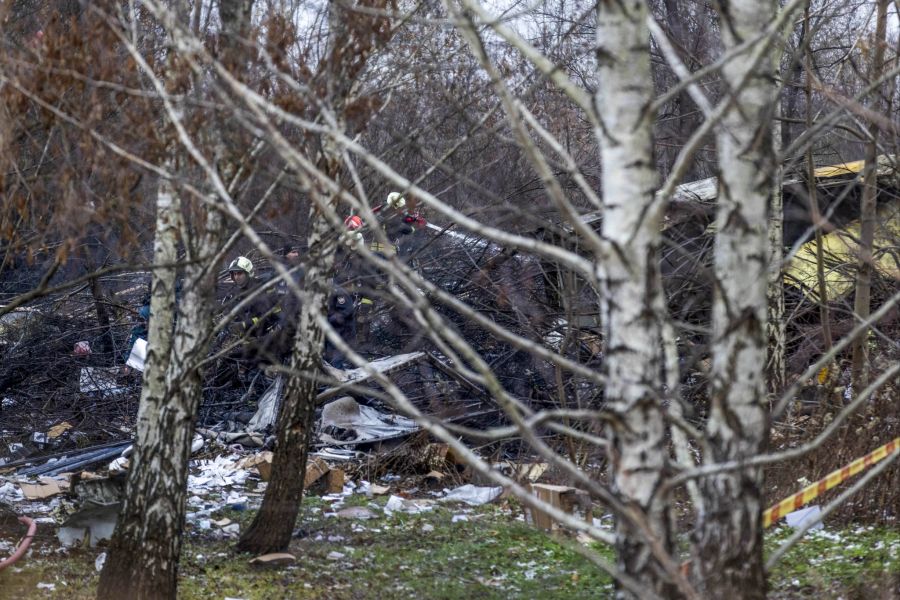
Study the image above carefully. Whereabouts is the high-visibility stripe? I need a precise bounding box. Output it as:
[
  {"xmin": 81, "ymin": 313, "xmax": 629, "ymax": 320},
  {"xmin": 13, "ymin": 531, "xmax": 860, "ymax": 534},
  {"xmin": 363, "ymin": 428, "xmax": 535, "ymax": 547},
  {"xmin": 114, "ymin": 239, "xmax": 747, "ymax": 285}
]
[
  {"xmin": 763, "ymin": 437, "xmax": 900, "ymax": 528},
  {"xmin": 369, "ymin": 241, "xmax": 397, "ymax": 255}
]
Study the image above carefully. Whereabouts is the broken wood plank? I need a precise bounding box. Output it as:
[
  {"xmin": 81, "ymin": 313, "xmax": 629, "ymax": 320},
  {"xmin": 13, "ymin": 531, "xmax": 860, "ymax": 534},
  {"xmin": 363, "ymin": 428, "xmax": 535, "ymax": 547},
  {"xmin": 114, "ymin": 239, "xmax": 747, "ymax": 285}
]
[
  {"xmin": 249, "ymin": 553, "xmax": 296, "ymax": 567},
  {"xmin": 326, "ymin": 468, "xmax": 344, "ymax": 494},
  {"xmin": 528, "ymin": 483, "xmax": 591, "ymax": 531},
  {"xmin": 303, "ymin": 456, "xmax": 330, "ymax": 488}
]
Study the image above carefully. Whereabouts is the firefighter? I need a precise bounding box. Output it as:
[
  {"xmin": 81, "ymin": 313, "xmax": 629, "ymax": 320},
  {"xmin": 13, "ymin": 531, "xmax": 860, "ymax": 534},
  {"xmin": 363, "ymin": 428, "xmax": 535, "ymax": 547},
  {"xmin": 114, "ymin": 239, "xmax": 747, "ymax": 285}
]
[
  {"xmin": 343, "ymin": 192, "xmax": 427, "ymax": 346},
  {"xmin": 266, "ymin": 246, "xmax": 306, "ymax": 361},
  {"xmin": 222, "ymin": 256, "xmax": 279, "ymax": 336},
  {"xmin": 218, "ymin": 256, "xmax": 280, "ymax": 392},
  {"xmin": 266, "ymin": 246, "xmax": 356, "ymax": 368},
  {"xmin": 324, "ymin": 283, "xmax": 356, "ymax": 369}
]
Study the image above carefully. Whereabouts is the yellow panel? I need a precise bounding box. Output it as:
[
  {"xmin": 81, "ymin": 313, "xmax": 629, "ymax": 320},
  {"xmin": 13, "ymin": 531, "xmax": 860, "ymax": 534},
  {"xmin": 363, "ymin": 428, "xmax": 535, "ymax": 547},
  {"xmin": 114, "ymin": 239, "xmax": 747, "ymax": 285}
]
[
  {"xmin": 812, "ymin": 159, "xmax": 866, "ymax": 178},
  {"xmin": 784, "ymin": 205, "xmax": 900, "ymax": 300}
]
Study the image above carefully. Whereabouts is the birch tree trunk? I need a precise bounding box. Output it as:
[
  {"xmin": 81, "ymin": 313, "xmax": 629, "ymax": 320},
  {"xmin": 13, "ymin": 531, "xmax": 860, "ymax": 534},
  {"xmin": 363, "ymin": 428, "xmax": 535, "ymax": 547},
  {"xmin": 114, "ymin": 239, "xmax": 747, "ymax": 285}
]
[
  {"xmin": 97, "ymin": 161, "xmax": 182, "ymax": 600},
  {"xmin": 98, "ymin": 2, "xmax": 241, "ymax": 596},
  {"xmin": 595, "ymin": 2, "xmax": 676, "ymax": 597},
  {"xmin": 692, "ymin": 2, "xmax": 776, "ymax": 597},
  {"xmin": 850, "ymin": 0, "xmax": 888, "ymax": 392}
]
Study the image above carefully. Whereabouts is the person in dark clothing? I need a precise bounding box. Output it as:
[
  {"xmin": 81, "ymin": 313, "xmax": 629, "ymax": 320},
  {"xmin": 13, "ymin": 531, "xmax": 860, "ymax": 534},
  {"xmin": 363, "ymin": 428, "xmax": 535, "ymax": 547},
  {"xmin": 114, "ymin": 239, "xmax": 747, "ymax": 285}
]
[
  {"xmin": 123, "ymin": 291, "xmax": 151, "ymax": 363},
  {"xmin": 265, "ymin": 247, "xmax": 355, "ymax": 368},
  {"xmin": 265, "ymin": 246, "xmax": 306, "ymax": 361},
  {"xmin": 343, "ymin": 193, "xmax": 427, "ymax": 348},
  {"xmin": 324, "ymin": 283, "xmax": 356, "ymax": 369},
  {"xmin": 221, "ymin": 256, "xmax": 280, "ymax": 340},
  {"xmin": 217, "ymin": 256, "xmax": 280, "ymax": 392}
]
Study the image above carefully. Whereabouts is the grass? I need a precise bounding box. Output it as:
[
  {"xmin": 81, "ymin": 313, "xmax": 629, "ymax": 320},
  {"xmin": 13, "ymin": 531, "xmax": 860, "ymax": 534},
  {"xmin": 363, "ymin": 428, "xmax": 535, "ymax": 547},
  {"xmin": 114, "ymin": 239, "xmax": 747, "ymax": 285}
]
[
  {"xmin": 2, "ymin": 496, "xmax": 897, "ymax": 599},
  {"xmin": 766, "ymin": 524, "xmax": 900, "ymax": 598}
]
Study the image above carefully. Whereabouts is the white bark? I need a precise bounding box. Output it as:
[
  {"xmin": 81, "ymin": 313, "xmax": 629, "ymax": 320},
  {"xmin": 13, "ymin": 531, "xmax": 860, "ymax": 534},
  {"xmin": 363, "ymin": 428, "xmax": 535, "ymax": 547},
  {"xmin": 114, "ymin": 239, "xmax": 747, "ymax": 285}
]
[
  {"xmin": 767, "ymin": 100, "xmax": 786, "ymax": 393},
  {"xmin": 596, "ymin": 2, "xmax": 677, "ymax": 597},
  {"xmin": 99, "ymin": 2, "xmax": 241, "ymax": 596},
  {"xmin": 694, "ymin": 1, "xmax": 777, "ymax": 597},
  {"xmin": 98, "ymin": 159, "xmax": 182, "ymax": 599}
]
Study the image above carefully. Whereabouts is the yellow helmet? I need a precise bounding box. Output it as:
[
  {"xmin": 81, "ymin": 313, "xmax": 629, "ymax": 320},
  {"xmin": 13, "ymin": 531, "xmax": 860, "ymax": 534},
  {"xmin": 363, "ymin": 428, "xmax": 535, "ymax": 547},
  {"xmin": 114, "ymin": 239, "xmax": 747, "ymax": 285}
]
[{"xmin": 227, "ymin": 256, "xmax": 254, "ymax": 277}]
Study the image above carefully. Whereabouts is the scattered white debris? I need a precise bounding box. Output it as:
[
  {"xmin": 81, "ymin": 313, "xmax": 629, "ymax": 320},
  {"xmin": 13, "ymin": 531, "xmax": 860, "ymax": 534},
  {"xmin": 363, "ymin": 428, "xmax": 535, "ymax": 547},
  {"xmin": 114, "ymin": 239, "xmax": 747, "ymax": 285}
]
[
  {"xmin": 326, "ymin": 551, "xmax": 346, "ymax": 560},
  {"xmin": 312, "ymin": 447, "xmax": 362, "ymax": 462},
  {"xmin": 421, "ymin": 524, "xmax": 434, "ymax": 533},
  {"xmin": 336, "ymin": 507, "xmax": 376, "ymax": 520},
  {"xmin": 451, "ymin": 514, "xmax": 469, "ymax": 523},
  {"xmin": 126, "ymin": 338, "xmax": 147, "ymax": 371},
  {"xmin": 108, "ymin": 456, "xmax": 129, "ymax": 475},
  {"xmin": 785, "ymin": 505, "xmax": 824, "ymax": 531},
  {"xmin": 0, "ymin": 481, "xmax": 25, "ymax": 503},
  {"xmin": 384, "ymin": 495, "xmax": 434, "ymax": 515},
  {"xmin": 36, "ymin": 583, "xmax": 56, "ymax": 591},
  {"xmin": 94, "ymin": 552, "xmax": 107, "ymax": 572},
  {"xmin": 188, "ymin": 454, "xmax": 250, "ymax": 491},
  {"xmin": 440, "ymin": 485, "xmax": 502, "ymax": 506}
]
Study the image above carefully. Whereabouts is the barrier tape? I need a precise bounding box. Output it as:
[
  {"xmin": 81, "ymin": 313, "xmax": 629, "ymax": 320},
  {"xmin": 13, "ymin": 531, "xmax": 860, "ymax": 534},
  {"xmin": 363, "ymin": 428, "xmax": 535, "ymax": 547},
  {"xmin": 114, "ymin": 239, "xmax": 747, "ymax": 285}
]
[{"xmin": 763, "ymin": 436, "xmax": 900, "ymax": 528}]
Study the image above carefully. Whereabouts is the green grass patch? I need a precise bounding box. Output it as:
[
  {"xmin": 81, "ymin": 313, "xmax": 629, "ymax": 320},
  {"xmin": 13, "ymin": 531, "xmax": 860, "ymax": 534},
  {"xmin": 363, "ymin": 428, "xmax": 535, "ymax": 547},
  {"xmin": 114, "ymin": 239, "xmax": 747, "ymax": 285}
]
[
  {"xmin": 766, "ymin": 524, "xmax": 900, "ymax": 597},
  {"xmin": 4, "ymin": 501, "xmax": 899, "ymax": 599}
]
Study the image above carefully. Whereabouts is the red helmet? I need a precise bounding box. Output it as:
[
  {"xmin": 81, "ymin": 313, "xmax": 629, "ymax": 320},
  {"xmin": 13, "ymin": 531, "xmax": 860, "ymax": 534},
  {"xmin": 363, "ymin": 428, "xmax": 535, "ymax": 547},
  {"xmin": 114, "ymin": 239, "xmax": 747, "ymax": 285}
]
[{"xmin": 344, "ymin": 215, "xmax": 363, "ymax": 230}]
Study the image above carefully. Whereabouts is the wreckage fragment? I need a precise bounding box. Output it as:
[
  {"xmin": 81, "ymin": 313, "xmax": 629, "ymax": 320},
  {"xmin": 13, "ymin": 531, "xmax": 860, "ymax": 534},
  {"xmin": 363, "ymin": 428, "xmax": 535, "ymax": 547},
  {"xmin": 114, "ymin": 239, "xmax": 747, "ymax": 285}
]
[{"xmin": 319, "ymin": 396, "xmax": 418, "ymax": 445}]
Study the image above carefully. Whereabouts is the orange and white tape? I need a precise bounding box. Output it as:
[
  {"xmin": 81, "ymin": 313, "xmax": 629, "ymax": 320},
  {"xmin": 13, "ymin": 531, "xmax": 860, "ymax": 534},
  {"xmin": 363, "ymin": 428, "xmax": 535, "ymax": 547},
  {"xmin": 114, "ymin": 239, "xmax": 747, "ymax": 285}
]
[{"xmin": 763, "ymin": 436, "xmax": 900, "ymax": 528}]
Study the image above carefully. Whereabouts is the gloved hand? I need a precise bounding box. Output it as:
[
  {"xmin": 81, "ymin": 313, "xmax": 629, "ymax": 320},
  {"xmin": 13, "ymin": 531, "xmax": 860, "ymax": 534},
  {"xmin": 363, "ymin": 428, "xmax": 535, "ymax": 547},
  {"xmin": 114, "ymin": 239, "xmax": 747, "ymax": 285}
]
[{"xmin": 342, "ymin": 230, "xmax": 364, "ymax": 249}]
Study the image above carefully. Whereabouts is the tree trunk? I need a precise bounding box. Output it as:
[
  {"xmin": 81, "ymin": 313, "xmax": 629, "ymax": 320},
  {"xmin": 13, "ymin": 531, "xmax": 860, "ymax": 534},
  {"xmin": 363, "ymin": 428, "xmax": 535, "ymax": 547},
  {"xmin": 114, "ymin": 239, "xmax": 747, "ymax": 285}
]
[
  {"xmin": 236, "ymin": 0, "xmax": 351, "ymax": 554},
  {"xmin": 767, "ymin": 35, "xmax": 786, "ymax": 393},
  {"xmin": 595, "ymin": 2, "xmax": 677, "ymax": 597},
  {"xmin": 693, "ymin": 1, "xmax": 777, "ymax": 597},
  {"xmin": 803, "ymin": 2, "xmax": 833, "ymax": 375},
  {"xmin": 235, "ymin": 203, "xmax": 337, "ymax": 553},
  {"xmin": 851, "ymin": 0, "xmax": 888, "ymax": 392},
  {"xmin": 767, "ymin": 98, "xmax": 786, "ymax": 394},
  {"xmin": 97, "ymin": 166, "xmax": 181, "ymax": 600},
  {"xmin": 98, "ymin": 2, "xmax": 237, "ymax": 596}
]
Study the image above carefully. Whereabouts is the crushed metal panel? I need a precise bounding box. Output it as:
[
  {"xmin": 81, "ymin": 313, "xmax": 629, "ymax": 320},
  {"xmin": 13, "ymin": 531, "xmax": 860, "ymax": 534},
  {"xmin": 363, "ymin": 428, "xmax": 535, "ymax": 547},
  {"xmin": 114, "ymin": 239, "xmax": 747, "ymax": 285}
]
[
  {"xmin": 79, "ymin": 367, "xmax": 126, "ymax": 395},
  {"xmin": 317, "ymin": 352, "xmax": 425, "ymax": 403},
  {"xmin": 246, "ymin": 375, "xmax": 284, "ymax": 432},
  {"xmin": 785, "ymin": 204, "xmax": 900, "ymax": 300},
  {"xmin": 319, "ymin": 396, "xmax": 418, "ymax": 444}
]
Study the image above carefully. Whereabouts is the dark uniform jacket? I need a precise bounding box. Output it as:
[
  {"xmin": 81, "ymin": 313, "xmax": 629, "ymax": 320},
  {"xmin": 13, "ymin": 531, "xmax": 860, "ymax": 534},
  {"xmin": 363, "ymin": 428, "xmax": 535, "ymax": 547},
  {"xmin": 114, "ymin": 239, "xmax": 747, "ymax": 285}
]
[{"xmin": 221, "ymin": 278, "xmax": 280, "ymax": 361}]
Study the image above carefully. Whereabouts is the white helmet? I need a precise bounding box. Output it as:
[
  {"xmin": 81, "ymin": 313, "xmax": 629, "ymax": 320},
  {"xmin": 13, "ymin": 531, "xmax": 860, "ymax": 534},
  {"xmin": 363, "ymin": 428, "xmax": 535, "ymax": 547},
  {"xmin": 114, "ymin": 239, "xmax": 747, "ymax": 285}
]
[
  {"xmin": 227, "ymin": 256, "xmax": 254, "ymax": 277},
  {"xmin": 386, "ymin": 192, "xmax": 406, "ymax": 210}
]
